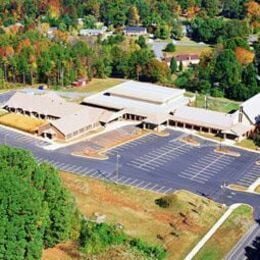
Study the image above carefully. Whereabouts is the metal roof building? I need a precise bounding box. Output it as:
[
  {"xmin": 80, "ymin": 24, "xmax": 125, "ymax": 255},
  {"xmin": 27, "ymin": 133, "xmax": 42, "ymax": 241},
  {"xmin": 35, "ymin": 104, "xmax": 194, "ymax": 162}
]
[{"xmin": 82, "ymin": 80, "xmax": 190, "ymax": 127}]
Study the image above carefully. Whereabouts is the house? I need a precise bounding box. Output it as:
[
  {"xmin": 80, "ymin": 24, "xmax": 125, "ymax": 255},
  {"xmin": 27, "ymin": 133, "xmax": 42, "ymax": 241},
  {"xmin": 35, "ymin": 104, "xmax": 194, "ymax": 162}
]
[
  {"xmin": 124, "ymin": 26, "xmax": 147, "ymax": 36},
  {"xmin": 174, "ymin": 54, "xmax": 200, "ymax": 67},
  {"xmin": 79, "ymin": 27, "xmax": 107, "ymax": 37},
  {"xmin": 163, "ymin": 54, "xmax": 200, "ymax": 68}
]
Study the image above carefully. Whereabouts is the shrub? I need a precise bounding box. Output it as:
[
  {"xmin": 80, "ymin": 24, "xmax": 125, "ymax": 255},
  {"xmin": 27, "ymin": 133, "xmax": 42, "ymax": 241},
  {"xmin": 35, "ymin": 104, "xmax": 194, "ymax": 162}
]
[
  {"xmin": 129, "ymin": 238, "xmax": 167, "ymax": 259},
  {"xmin": 79, "ymin": 221, "xmax": 127, "ymax": 254},
  {"xmin": 155, "ymin": 196, "xmax": 172, "ymax": 208},
  {"xmin": 164, "ymin": 43, "xmax": 176, "ymax": 52}
]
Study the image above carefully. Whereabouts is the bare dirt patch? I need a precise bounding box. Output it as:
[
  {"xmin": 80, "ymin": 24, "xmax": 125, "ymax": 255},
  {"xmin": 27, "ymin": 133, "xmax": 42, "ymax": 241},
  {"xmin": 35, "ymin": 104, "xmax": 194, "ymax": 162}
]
[{"xmin": 59, "ymin": 172, "xmax": 225, "ymax": 259}]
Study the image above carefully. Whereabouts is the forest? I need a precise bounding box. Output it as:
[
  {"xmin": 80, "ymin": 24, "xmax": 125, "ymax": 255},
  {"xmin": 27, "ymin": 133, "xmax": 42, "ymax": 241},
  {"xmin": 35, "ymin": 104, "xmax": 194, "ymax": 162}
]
[
  {"xmin": 0, "ymin": 0, "xmax": 259, "ymax": 101},
  {"xmin": 0, "ymin": 145, "xmax": 166, "ymax": 259}
]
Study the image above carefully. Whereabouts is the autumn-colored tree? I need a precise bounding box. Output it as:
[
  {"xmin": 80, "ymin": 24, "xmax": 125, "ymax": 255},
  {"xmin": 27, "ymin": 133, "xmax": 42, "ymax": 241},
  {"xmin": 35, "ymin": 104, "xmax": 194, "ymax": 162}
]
[
  {"xmin": 128, "ymin": 6, "xmax": 140, "ymax": 26},
  {"xmin": 235, "ymin": 47, "xmax": 255, "ymax": 65}
]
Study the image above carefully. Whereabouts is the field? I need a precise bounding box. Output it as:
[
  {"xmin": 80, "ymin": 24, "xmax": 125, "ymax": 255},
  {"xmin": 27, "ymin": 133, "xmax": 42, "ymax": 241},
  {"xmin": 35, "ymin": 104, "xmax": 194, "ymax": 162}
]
[
  {"xmin": 55, "ymin": 172, "xmax": 225, "ymax": 259},
  {"xmin": 194, "ymin": 205, "xmax": 253, "ymax": 260},
  {"xmin": 0, "ymin": 113, "xmax": 46, "ymax": 133},
  {"xmin": 190, "ymin": 94, "xmax": 240, "ymax": 113},
  {"xmin": 236, "ymin": 138, "xmax": 258, "ymax": 150},
  {"xmin": 174, "ymin": 45, "xmax": 211, "ymax": 56},
  {"xmin": 65, "ymin": 78, "xmax": 125, "ymax": 93}
]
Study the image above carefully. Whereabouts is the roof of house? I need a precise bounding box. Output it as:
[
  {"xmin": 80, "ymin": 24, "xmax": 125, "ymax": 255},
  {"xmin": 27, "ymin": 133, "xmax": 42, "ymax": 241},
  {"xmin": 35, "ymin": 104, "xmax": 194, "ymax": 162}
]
[
  {"xmin": 175, "ymin": 54, "xmax": 200, "ymax": 62},
  {"xmin": 125, "ymin": 26, "xmax": 147, "ymax": 33},
  {"xmin": 102, "ymin": 80, "xmax": 185, "ymax": 104},
  {"xmin": 240, "ymin": 93, "xmax": 260, "ymax": 124},
  {"xmin": 171, "ymin": 106, "xmax": 235, "ymax": 130},
  {"xmin": 50, "ymin": 106, "xmax": 105, "ymax": 136},
  {"xmin": 3, "ymin": 92, "xmax": 83, "ymax": 118}
]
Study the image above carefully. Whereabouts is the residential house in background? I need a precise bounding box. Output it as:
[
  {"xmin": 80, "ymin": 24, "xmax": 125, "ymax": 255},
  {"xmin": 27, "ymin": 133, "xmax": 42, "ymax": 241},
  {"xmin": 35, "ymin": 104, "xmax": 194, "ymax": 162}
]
[{"xmin": 124, "ymin": 26, "xmax": 147, "ymax": 36}]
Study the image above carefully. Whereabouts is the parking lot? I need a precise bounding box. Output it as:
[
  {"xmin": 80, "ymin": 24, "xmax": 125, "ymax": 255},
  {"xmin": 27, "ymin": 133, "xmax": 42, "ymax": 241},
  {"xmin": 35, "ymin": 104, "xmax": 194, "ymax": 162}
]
[
  {"xmin": 104, "ymin": 130, "xmax": 260, "ymax": 195},
  {"xmin": 0, "ymin": 116, "xmax": 259, "ymax": 197}
]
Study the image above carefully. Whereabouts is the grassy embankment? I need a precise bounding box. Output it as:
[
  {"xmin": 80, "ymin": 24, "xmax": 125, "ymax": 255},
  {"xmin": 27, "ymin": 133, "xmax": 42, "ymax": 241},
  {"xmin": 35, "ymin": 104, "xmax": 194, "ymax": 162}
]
[
  {"xmin": 0, "ymin": 113, "xmax": 46, "ymax": 133},
  {"xmin": 44, "ymin": 172, "xmax": 227, "ymax": 259},
  {"xmin": 194, "ymin": 205, "xmax": 254, "ymax": 260}
]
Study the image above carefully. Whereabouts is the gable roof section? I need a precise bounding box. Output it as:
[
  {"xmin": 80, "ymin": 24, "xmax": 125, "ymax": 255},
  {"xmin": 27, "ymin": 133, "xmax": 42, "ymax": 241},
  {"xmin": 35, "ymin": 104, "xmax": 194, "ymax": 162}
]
[
  {"xmin": 171, "ymin": 106, "xmax": 234, "ymax": 130},
  {"xmin": 3, "ymin": 92, "xmax": 83, "ymax": 118},
  {"xmin": 50, "ymin": 106, "xmax": 105, "ymax": 136},
  {"xmin": 240, "ymin": 93, "xmax": 260, "ymax": 124},
  {"xmin": 105, "ymin": 80, "xmax": 185, "ymax": 104}
]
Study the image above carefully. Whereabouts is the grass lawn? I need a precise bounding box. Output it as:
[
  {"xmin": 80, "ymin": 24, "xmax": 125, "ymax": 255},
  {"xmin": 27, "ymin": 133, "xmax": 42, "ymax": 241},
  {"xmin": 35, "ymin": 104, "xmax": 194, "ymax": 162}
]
[
  {"xmin": 194, "ymin": 204, "xmax": 253, "ymax": 260},
  {"xmin": 63, "ymin": 78, "xmax": 125, "ymax": 93},
  {"xmin": 191, "ymin": 94, "xmax": 240, "ymax": 113},
  {"xmin": 174, "ymin": 45, "xmax": 211, "ymax": 56},
  {"xmin": 236, "ymin": 139, "xmax": 258, "ymax": 150},
  {"xmin": 57, "ymin": 172, "xmax": 225, "ymax": 259},
  {"xmin": 255, "ymin": 185, "xmax": 260, "ymax": 193},
  {"xmin": 0, "ymin": 113, "xmax": 46, "ymax": 133}
]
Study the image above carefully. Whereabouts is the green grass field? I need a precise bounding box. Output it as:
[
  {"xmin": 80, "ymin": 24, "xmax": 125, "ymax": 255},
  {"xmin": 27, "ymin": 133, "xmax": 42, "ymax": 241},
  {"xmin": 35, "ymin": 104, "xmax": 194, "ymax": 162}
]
[
  {"xmin": 63, "ymin": 78, "xmax": 125, "ymax": 93},
  {"xmin": 194, "ymin": 205, "xmax": 253, "ymax": 260},
  {"xmin": 189, "ymin": 94, "xmax": 240, "ymax": 113}
]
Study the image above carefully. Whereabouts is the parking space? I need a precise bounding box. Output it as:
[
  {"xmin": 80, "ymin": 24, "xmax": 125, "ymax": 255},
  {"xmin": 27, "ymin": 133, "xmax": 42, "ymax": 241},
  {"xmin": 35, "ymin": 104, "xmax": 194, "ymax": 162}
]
[
  {"xmin": 237, "ymin": 163, "xmax": 260, "ymax": 187},
  {"xmin": 0, "ymin": 126, "xmax": 50, "ymax": 147},
  {"xmin": 126, "ymin": 140, "xmax": 195, "ymax": 172},
  {"xmin": 106, "ymin": 134, "xmax": 162, "ymax": 155},
  {"xmin": 35, "ymin": 155, "xmax": 172, "ymax": 194},
  {"xmin": 178, "ymin": 152, "xmax": 236, "ymax": 184}
]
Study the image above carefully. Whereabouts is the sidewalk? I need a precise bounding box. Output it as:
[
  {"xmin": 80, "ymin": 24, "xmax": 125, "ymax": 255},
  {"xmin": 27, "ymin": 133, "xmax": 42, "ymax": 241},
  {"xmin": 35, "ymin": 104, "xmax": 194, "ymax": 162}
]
[{"xmin": 185, "ymin": 203, "xmax": 241, "ymax": 260}]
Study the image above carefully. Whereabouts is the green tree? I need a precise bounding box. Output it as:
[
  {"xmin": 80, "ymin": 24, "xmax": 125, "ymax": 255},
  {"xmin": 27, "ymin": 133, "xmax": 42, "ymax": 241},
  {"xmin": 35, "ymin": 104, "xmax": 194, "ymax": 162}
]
[
  {"xmin": 179, "ymin": 60, "xmax": 183, "ymax": 71},
  {"xmin": 0, "ymin": 172, "xmax": 45, "ymax": 260},
  {"xmin": 164, "ymin": 43, "xmax": 176, "ymax": 52},
  {"xmin": 170, "ymin": 57, "xmax": 178, "ymax": 73}
]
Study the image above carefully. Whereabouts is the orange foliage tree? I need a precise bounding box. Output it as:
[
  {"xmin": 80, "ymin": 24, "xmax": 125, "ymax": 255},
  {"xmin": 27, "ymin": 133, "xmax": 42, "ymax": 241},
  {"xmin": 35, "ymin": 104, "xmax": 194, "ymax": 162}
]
[{"xmin": 235, "ymin": 47, "xmax": 255, "ymax": 65}]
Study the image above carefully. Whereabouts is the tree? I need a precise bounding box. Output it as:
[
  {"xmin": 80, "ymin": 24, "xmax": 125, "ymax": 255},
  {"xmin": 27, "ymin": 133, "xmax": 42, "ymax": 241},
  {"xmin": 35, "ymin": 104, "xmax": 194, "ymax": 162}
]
[
  {"xmin": 253, "ymin": 132, "xmax": 260, "ymax": 147},
  {"xmin": 222, "ymin": 0, "xmax": 247, "ymax": 19},
  {"xmin": 170, "ymin": 57, "xmax": 178, "ymax": 73},
  {"xmin": 128, "ymin": 6, "xmax": 140, "ymax": 26},
  {"xmin": 164, "ymin": 43, "xmax": 176, "ymax": 52},
  {"xmin": 154, "ymin": 24, "xmax": 171, "ymax": 40},
  {"xmin": 213, "ymin": 49, "xmax": 242, "ymax": 97},
  {"xmin": 235, "ymin": 47, "xmax": 255, "ymax": 65},
  {"xmin": 201, "ymin": 0, "xmax": 220, "ymax": 17},
  {"xmin": 136, "ymin": 36, "xmax": 147, "ymax": 48},
  {"xmin": 145, "ymin": 59, "xmax": 171, "ymax": 82},
  {"xmin": 179, "ymin": 61, "xmax": 183, "ymax": 71},
  {"xmin": 0, "ymin": 171, "xmax": 45, "ymax": 259},
  {"xmin": 0, "ymin": 146, "xmax": 79, "ymax": 257}
]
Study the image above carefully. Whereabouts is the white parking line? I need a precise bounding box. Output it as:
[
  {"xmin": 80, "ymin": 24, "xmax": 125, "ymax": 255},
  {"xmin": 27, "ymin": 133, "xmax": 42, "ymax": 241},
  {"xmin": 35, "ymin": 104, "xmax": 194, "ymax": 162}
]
[
  {"xmin": 150, "ymin": 184, "xmax": 158, "ymax": 191},
  {"xmin": 156, "ymin": 186, "xmax": 166, "ymax": 193},
  {"xmin": 163, "ymin": 188, "xmax": 173, "ymax": 194},
  {"xmin": 128, "ymin": 179, "xmax": 139, "ymax": 185},
  {"xmin": 191, "ymin": 155, "xmax": 225, "ymax": 180},
  {"xmin": 121, "ymin": 177, "xmax": 132, "ymax": 184}
]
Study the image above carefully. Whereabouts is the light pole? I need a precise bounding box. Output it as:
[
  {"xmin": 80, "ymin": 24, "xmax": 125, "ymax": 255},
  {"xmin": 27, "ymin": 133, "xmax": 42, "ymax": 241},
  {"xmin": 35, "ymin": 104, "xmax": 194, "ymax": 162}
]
[{"xmin": 116, "ymin": 152, "xmax": 121, "ymax": 184}]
